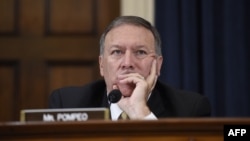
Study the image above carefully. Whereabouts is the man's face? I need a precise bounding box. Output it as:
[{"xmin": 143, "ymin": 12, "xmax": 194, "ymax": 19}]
[{"xmin": 99, "ymin": 24, "xmax": 162, "ymax": 95}]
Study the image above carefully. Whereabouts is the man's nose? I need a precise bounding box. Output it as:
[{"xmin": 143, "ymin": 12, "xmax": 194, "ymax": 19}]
[{"xmin": 121, "ymin": 51, "xmax": 135, "ymax": 69}]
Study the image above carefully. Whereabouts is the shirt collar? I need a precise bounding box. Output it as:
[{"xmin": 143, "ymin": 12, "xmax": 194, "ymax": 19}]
[{"xmin": 110, "ymin": 103, "xmax": 123, "ymax": 120}]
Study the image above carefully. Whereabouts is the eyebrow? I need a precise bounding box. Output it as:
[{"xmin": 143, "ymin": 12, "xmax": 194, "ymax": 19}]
[
  {"xmin": 109, "ymin": 45, "xmax": 123, "ymax": 50},
  {"xmin": 110, "ymin": 45, "xmax": 121, "ymax": 48}
]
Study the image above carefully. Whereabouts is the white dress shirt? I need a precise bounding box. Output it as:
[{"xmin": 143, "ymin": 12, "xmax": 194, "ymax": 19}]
[{"xmin": 110, "ymin": 103, "xmax": 157, "ymax": 120}]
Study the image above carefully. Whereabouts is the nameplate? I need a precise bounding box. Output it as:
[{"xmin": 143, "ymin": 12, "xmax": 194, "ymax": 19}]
[{"xmin": 20, "ymin": 108, "xmax": 109, "ymax": 122}]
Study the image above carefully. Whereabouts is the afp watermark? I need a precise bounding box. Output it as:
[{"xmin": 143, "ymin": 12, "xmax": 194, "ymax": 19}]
[{"xmin": 224, "ymin": 125, "xmax": 250, "ymax": 141}]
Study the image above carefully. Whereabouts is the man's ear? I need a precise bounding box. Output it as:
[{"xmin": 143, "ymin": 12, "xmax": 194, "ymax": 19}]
[
  {"xmin": 99, "ymin": 55, "xmax": 104, "ymax": 76},
  {"xmin": 157, "ymin": 56, "xmax": 163, "ymax": 76}
]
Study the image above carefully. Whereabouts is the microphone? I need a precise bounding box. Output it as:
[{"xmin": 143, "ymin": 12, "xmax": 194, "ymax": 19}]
[{"xmin": 108, "ymin": 89, "xmax": 122, "ymax": 103}]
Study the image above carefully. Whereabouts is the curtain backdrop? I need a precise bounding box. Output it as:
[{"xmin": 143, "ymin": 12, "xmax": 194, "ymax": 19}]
[{"xmin": 155, "ymin": 0, "xmax": 250, "ymax": 117}]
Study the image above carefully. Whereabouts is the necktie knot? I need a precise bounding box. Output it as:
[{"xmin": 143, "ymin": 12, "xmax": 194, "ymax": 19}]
[{"xmin": 118, "ymin": 112, "xmax": 128, "ymax": 120}]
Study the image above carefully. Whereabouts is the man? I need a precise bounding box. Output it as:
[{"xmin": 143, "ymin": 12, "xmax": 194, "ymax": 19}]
[{"xmin": 49, "ymin": 16, "xmax": 211, "ymax": 120}]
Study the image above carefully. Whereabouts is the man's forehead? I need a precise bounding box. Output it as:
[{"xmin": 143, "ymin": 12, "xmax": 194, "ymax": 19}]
[
  {"xmin": 106, "ymin": 24, "xmax": 152, "ymax": 37},
  {"xmin": 105, "ymin": 26, "xmax": 154, "ymax": 43}
]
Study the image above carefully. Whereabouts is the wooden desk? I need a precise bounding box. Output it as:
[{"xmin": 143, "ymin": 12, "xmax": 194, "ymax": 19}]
[{"xmin": 0, "ymin": 118, "xmax": 250, "ymax": 141}]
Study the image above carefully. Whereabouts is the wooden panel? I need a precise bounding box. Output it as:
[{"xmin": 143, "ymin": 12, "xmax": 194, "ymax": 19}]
[
  {"xmin": 0, "ymin": 0, "xmax": 120, "ymax": 121},
  {"xmin": 0, "ymin": 0, "xmax": 16, "ymax": 34},
  {"xmin": 0, "ymin": 136, "xmax": 224, "ymax": 141},
  {"xmin": 19, "ymin": 0, "xmax": 44, "ymax": 36},
  {"xmin": 47, "ymin": 0, "xmax": 96, "ymax": 35},
  {"xmin": 2, "ymin": 118, "xmax": 248, "ymax": 141},
  {"xmin": 47, "ymin": 61, "xmax": 96, "ymax": 92},
  {"xmin": 0, "ymin": 62, "xmax": 18, "ymax": 121}
]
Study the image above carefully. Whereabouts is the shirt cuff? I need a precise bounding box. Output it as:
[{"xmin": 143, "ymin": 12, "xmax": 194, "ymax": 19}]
[{"xmin": 143, "ymin": 112, "xmax": 157, "ymax": 120}]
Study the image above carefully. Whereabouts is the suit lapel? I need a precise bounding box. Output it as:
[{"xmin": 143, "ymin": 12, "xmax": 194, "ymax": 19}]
[
  {"xmin": 147, "ymin": 88, "xmax": 167, "ymax": 117},
  {"xmin": 101, "ymin": 91, "xmax": 109, "ymax": 108},
  {"xmin": 147, "ymin": 81, "xmax": 177, "ymax": 118}
]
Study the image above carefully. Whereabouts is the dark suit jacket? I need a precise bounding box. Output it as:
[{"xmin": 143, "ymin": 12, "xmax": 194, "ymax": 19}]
[{"xmin": 49, "ymin": 80, "xmax": 211, "ymax": 118}]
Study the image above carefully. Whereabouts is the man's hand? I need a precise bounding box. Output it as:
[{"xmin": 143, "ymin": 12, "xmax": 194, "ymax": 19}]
[{"xmin": 116, "ymin": 59, "xmax": 158, "ymax": 119}]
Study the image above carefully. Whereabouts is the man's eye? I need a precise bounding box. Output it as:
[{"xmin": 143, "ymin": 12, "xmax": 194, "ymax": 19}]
[
  {"xmin": 135, "ymin": 50, "xmax": 148, "ymax": 58},
  {"xmin": 111, "ymin": 50, "xmax": 122, "ymax": 55},
  {"xmin": 136, "ymin": 50, "xmax": 147, "ymax": 55}
]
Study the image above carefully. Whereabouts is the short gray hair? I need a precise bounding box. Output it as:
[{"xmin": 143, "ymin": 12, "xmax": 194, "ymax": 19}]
[{"xmin": 99, "ymin": 16, "xmax": 162, "ymax": 56}]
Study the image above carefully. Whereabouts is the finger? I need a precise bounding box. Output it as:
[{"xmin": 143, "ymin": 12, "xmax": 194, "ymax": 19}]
[
  {"xmin": 118, "ymin": 73, "xmax": 144, "ymax": 80},
  {"xmin": 146, "ymin": 59, "xmax": 156, "ymax": 82},
  {"xmin": 118, "ymin": 76, "xmax": 145, "ymax": 85},
  {"xmin": 112, "ymin": 85, "xmax": 119, "ymax": 90},
  {"xmin": 146, "ymin": 59, "xmax": 157, "ymax": 91}
]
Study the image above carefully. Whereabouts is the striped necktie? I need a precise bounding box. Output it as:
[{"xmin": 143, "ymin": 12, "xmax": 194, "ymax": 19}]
[{"xmin": 118, "ymin": 112, "xmax": 129, "ymax": 120}]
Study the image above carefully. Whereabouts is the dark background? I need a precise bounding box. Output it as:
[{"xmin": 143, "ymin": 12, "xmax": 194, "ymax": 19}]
[{"xmin": 155, "ymin": 0, "xmax": 250, "ymax": 117}]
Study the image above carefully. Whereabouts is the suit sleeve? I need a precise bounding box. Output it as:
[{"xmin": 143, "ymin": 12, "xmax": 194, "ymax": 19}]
[
  {"xmin": 48, "ymin": 89, "xmax": 62, "ymax": 108},
  {"xmin": 193, "ymin": 96, "xmax": 211, "ymax": 117}
]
